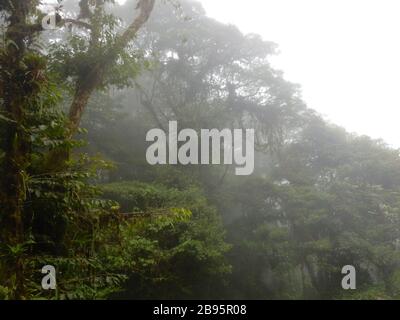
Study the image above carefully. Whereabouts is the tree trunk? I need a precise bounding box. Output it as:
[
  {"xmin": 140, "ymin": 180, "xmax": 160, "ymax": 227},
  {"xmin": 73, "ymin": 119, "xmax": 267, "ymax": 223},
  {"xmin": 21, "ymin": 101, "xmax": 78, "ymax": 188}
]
[
  {"xmin": 1, "ymin": 0, "xmax": 30, "ymax": 299},
  {"xmin": 67, "ymin": 0, "xmax": 156, "ymax": 134}
]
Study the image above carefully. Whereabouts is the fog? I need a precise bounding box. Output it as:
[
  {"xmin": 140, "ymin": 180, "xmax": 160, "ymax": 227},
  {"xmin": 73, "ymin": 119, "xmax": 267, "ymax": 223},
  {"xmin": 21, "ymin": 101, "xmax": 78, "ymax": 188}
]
[
  {"xmin": 1, "ymin": 0, "xmax": 400, "ymax": 302},
  {"xmin": 200, "ymin": 0, "xmax": 400, "ymax": 148}
]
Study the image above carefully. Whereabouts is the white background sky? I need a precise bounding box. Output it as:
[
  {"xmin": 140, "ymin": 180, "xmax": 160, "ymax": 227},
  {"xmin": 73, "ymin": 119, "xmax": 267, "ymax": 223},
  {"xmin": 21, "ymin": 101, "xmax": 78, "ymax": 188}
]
[{"xmin": 124, "ymin": 0, "xmax": 400, "ymax": 147}]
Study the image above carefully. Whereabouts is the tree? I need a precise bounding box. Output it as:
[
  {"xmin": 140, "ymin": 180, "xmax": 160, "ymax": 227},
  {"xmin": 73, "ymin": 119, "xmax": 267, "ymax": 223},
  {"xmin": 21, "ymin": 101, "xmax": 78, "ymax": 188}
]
[
  {"xmin": 0, "ymin": 0, "xmax": 156, "ymax": 299},
  {"xmin": 66, "ymin": 0, "xmax": 156, "ymax": 134},
  {"xmin": 0, "ymin": 1, "xmax": 50, "ymax": 298}
]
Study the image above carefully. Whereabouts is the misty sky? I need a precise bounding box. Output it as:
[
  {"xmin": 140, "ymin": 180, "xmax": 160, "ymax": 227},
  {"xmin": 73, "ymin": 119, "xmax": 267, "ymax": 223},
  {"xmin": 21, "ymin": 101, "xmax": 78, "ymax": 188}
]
[
  {"xmin": 198, "ymin": 0, "xmax": 400, "ymax": 148},
  {"xmin": 122, "ymin": 0, "xmax": 400, "ymax": 147}
]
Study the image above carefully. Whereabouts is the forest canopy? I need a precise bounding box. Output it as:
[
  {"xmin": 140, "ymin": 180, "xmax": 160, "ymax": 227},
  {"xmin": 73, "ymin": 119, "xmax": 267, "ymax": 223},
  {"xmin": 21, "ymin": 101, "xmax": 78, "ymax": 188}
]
[{"xmin": 1, "ymin": 0, "xmax": 400, "ymax": 300}]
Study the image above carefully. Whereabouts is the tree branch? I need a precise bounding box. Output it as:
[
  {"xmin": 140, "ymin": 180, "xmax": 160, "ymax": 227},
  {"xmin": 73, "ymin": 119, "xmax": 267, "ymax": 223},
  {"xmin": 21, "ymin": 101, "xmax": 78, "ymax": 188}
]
[
  {"xmin": 63, "ymin": 18, "xmax": 92, "ymax": 30},
  {"xmin": 68, "ymin": 0, "xmax": 156, "ymax": 134}
]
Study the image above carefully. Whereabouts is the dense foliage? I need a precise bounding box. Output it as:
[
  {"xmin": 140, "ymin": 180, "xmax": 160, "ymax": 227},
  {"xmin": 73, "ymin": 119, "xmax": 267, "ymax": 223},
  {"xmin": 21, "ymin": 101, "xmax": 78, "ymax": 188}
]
[{"xmin": 1, "ymin": 0, "xmax": 400, "ymax": 300}]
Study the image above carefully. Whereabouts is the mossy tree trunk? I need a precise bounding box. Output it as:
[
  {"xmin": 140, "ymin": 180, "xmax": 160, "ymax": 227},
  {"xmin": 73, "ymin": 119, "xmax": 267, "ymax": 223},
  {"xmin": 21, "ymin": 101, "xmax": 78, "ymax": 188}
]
[{"xmin": 1, "ymin": 0, "xmax": 31, "ymax": 299}]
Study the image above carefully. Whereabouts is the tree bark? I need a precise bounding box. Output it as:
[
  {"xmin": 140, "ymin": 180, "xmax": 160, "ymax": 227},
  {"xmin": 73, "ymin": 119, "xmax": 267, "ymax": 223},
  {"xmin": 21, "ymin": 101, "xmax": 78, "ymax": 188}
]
[
  {"xmin": 1, "ymin": 0, "xmax": 31, "ymax": 300},
  {"xmin": 68, "ymin": 0, "xmax": 156, "ymax": 135}
]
